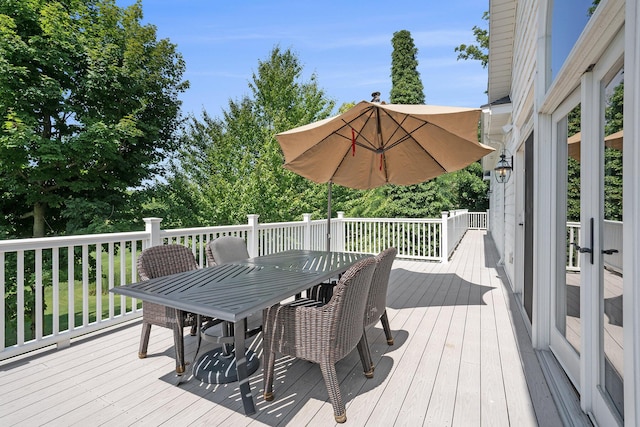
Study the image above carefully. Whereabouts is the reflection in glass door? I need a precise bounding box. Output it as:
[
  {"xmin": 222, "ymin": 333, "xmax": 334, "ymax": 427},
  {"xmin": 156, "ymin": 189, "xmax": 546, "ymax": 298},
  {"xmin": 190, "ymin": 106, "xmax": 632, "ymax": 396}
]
[
  {"xmin": 563, "ymin": 104, "xmax": 582, "ymax": 358},
  {"xmin": 550, "ymin": 90, "xmax": 581, "ymax": 387},
  {"xmin": 601, "ymin": 68, "xmax": 624, "ymax": 419}
]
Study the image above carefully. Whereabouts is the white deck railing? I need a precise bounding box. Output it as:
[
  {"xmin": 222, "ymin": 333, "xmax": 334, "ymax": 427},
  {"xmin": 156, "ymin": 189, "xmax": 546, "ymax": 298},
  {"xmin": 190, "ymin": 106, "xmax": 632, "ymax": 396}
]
[
  {"xmin": 566, "ymin": 222, "xmax": 581, "ymax": 272},
  {"xmin": 603, "ymin": 220, "xmax": 623, "ymax": 274},
  {"xmin": 1, "ymin": 211, "xmax": 485, "ymax": 360}
]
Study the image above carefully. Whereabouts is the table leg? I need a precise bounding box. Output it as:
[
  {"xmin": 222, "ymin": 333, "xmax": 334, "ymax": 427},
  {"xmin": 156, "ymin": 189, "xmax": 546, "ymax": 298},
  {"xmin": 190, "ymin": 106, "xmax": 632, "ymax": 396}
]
[
  {"xmin": 191, "ymin": 314, "xmax": 204, "ymax": 368},
  {"xmin": 234, "ymin": 320, "xmax": 256, "ymax": 415},
  {"xmin": 174, "ymin": 309, "xmax": 186, "ymax": 374}
]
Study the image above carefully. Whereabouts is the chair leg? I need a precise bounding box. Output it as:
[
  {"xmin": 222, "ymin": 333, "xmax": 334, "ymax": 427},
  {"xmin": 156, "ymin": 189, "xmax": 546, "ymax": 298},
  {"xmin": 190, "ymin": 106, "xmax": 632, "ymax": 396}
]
[
  {"xmin": 138, "ymin": 322, "xmax": 151, "ymax": 358},
  {"xmin": 263, "ymin": 349, "xmax": 276, "ymax": 401},
  {"xmin": 357, "ymin": 330, "xmax": 374, "ymax": 378},
  {"xmin": 380, "ymin": 310, "xmax": 394, "ymax": 345},
  {"xmin": 319, "ymin": 360, "xmax": 347, "ymax": 423}
]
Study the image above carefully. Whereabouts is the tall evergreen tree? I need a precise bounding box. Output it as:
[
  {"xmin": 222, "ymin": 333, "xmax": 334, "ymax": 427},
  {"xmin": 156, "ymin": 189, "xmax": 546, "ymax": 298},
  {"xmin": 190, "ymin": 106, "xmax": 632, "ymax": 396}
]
[
  {"xmin": 389, "ymin": 30, "xmax": 425, "ymax": 104},
  {"xmin": 369, "ymin": 29, "xmax": 489, "ymax": 219}
]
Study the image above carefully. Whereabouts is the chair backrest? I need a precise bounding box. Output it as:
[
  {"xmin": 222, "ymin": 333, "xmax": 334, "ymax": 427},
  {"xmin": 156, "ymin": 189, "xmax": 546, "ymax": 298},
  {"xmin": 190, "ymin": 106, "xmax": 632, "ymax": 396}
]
[
  {"xmin": 325, "ymin": 257, "xmax": 377, "ymax": 358},
  {"xmin": 137, "ymin": 244, "xmax": 199, "ymax": 280},
  {"xmin": 364, "ymin": 247, "xmax": 397, "ymax": 328},
  {"xmin": 205, "ymin": 236, "xmax": 249, "ymax": 265}
]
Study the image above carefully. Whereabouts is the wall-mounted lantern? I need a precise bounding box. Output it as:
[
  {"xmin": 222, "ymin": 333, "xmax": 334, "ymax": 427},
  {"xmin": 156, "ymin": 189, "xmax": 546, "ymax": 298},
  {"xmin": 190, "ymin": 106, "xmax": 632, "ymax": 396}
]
[{"xmin": 494, "ymin": 150, "xmax": 513, "ymax": 183}]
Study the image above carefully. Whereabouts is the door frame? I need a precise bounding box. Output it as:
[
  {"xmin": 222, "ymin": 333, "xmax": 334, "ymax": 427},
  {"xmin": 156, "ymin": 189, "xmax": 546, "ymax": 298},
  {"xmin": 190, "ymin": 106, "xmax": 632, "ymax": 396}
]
[
  {"xmin": 579, "ymin": 29, "xmax": 624, "ymax": 426},
  {"xmin": 548, "ymin": 88, "xmax": 581, "ymax": 388}
]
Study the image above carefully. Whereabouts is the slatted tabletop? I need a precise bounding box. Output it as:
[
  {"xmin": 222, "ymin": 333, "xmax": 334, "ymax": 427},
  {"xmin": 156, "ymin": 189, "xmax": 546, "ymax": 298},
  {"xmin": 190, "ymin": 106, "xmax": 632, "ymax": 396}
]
[{"xmin": 111, "ymin": 250, "xmax": 370, "ymax": 322}]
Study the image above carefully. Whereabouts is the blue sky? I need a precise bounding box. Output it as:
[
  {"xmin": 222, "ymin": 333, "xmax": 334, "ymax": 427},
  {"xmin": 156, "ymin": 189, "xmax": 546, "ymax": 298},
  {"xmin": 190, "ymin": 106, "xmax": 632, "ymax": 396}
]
[{"xmin": 117, "ymin": 0, "xmax": 488, "ymax": 117}]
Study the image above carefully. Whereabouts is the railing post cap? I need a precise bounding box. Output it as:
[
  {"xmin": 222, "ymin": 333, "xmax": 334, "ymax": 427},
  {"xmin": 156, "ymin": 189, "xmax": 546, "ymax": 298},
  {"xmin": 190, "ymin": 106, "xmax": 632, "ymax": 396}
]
[
  {"xmin": 143, "ymin": 217, "xmax": 163, "ymax": 224},
  {"xmin": 337, "ymin": 211, "xmax": 345, "ymax": 218}
]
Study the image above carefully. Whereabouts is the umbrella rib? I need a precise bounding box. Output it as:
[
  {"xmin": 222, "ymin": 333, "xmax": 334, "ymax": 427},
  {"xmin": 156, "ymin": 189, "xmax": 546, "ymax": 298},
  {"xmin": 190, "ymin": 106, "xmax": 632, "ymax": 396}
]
[
  {"xmin": 376, "ymin": 108, "xmax": 428, "ymax": 153},
  {"xmin": 381, "ymin": 110, "xmax": 472, "ymax": 173},
  {"xmin": 380, "ymin": 112, "xmax": 450, "ymax": 173},
  {"xmin": 341, "ymin": 107, "xmax": 379, "ymax": 152}
]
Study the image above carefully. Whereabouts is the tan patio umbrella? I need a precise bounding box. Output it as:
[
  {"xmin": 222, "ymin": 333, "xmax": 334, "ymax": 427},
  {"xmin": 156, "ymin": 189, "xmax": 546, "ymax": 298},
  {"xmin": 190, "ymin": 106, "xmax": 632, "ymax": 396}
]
[
  {"xmin": 276, "ymin": 101, "xmax": 495, "ymax": 249},
  {"xmin": 567, "ymin": 130, "xmax": 623, "ymax": 161}
]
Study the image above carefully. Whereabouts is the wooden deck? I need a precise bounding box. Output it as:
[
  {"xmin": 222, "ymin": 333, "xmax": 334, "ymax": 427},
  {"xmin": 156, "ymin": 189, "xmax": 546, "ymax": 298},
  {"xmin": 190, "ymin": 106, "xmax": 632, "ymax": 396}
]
[{"xmin": 0, "ymin": 230, "xmax": 563, "ymax": 426}]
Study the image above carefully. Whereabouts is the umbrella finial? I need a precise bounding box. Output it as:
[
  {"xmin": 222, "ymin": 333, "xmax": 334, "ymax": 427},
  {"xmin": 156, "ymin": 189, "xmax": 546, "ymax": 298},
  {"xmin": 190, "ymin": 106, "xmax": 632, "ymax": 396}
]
[{"xmin": 371, "ymin": 91, "xmax": 381, "ymax": 103}]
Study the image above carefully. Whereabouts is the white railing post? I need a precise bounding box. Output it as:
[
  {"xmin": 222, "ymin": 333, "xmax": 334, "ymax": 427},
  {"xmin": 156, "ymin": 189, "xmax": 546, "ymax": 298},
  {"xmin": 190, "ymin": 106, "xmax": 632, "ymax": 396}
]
[
  {"xmin": 247, "ymin": 214, "xmax": 260, "ymax": 257},
  {"xmin": 143, "ymin": 218, "xmax": 163, "ymax": 248},
  {"xmin": 337, "ymin": 212, "xmax": 345, "ymax": 251},
  {"xmin": 302, "ymin": 214, "xmax": 312, "ymax": 250},
  {"xmin": 441, "ymin": 212, "xmax": 449, "ymax": 263}
]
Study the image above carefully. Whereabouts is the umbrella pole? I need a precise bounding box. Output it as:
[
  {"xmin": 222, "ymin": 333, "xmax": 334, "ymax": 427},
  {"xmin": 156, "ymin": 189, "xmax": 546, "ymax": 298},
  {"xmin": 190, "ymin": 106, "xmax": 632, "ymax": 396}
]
[{"xmin": 327, "ymin": 182, "xmax": 332, "ymax": 251}]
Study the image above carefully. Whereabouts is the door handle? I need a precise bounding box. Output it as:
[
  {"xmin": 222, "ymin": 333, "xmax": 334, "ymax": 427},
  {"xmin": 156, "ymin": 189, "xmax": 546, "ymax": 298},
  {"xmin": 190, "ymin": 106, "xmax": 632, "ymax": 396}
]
[
  {"xmin": 572, "ymin": 242, "xmax": 592, "ymax": 253},
  {"xmin": 573, "ymin": 218, "xmax": 595, "ymax": 265},
  {"xmin": 602, "ymin": 248, "xmax": 619, "ymax": 255}
]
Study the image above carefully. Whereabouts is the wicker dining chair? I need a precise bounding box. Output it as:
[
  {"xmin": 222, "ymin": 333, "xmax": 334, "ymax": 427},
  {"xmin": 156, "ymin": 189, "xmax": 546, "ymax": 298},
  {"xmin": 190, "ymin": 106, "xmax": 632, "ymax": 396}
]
[
  {"xmin": 204, "ymin": 236, "xmax": 260, "ymax": 340},
  {"xmin": 356, "ymin": 247, "xmax": 397, "ymax": 378},
  {"xmin": 137, "ymin": 244, "xmax": 201, "ymax": 374},
  {"xmin": 205, "ymin": 236, "xmax": 249, "ymax": 266},
  {"xmin": 262, "ymin": 256, "xmax": 377, "ymax": 423}
]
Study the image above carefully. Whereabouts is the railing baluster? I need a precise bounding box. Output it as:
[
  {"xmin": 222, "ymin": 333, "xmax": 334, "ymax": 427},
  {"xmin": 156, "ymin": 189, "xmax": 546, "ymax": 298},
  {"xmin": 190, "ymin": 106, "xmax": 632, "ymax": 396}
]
[
  {"xmin": 17, "ymin": 250, "xmax": 24, "ymax": 346},
  {"xmin": 53, "ymin": 248, "xmax": 59, "ymax": 335},
  {"xmin": 35, "ymin": 248, "xmax": 43, "ymax": 340},
  {"xmin": 96, "ymin": 243, "xmax": 102, "ymax": 323},
  {"xmin": 108, "ymin": 242, "xmax": 114, "ymax": 319},
  {"xmin": 0, "ymin": 252, "xmax": 4, "ymax": 350},
  {"xmin": 82, "ymin": 245, "xmax": 89, "ymax": 327},
  {"xmin": 68, "ymin": 246, "xmax": 74, "ymax": 332}
]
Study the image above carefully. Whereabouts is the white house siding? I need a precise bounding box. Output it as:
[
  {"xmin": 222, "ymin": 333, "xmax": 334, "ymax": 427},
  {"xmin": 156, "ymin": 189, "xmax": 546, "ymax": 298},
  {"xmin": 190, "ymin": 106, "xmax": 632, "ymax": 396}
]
[
  {"xmin": 488, "ymin": 0, "xmax": 639, "ymax": 425},
  {"xmin": 490, "ymin": 180, "xmax": 505, "ymax": 263},
  {"xmin": 503, "ymin": 0, "xmax": 538, "ymax": 287}
]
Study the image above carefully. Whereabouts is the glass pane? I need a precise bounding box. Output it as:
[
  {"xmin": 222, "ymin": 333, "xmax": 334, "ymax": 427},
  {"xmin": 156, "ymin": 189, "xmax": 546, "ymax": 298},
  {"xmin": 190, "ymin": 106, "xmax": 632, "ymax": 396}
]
[
  {"xmin": 557, "ymin": 103, "xmax": 581, "ymax": 356},
  {"xmin": 551, "ymin": 0, "xmax": 598, "ymax": 80},
  {"xmin": 602, "ymin": 68, "xmax": 623, "ymax": 418}
]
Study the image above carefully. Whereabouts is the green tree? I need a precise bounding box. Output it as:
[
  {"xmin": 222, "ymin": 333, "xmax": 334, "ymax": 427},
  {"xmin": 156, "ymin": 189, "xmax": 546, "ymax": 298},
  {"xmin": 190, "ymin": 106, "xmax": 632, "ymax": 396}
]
[
  {"xmin": 454, "ymin": 11, "xmax": 489, "ymax": 68},
  {"xmin": 0, "ymin": 0, "xmax": 188, "ymax": 238},
  {"xmin": 588, "ymin": 1, "xmax": 601, "ymax": 16},
  {"xmin": 389, "ymin": 30, "xmax": 425, "ymax": 104},
  {"xmin": 368, "ymin": 28, "xmax": 489, "ymax": 220},
  {"xmin": 349, "ymin": 163, "xmax": 488, "ymax": 219},
  {"xmin": 155, "ymin": 47, "xmax": 336, "ymax": 227},
  {"xmin": 604, "ymin": 81, "xmax": 623, "ymax": 221},
  {"xmin": 566, "ymin": 106, "xmax": 581, "ymax": 222}
]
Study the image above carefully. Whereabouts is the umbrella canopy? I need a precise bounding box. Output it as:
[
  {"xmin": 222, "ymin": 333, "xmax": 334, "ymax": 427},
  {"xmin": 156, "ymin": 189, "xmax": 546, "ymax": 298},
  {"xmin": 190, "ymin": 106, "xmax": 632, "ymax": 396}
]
[
  {"xmin": 567, "ymin": 130, "xmax": 624, "ymax": 161},
  {"xmin": 276, "ymin": 101, "xmax": 495, "ymax": 250},
  {"xmin": 277, "ymin": 101, "xmax": 494, "ymax": 190}
]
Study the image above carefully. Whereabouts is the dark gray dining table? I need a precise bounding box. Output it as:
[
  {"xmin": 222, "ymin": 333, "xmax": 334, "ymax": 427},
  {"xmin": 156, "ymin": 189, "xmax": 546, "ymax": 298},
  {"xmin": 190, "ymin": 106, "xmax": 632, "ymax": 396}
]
[{"xmin": 111, "ymin": 249, "xmax": 371, "ymax": 416}]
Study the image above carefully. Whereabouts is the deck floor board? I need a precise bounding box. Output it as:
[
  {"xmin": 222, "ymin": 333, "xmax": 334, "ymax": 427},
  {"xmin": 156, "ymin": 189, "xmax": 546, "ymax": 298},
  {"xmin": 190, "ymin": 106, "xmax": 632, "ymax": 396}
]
[{"xmin": 0, "ymin": 231, "xmax": 562, "ymax": 426}]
